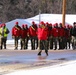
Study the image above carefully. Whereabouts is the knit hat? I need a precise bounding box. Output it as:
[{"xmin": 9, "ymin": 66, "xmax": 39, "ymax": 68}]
[
  {"xmin": 15, "ymin": 22, "xmax": 18, "ymax": 25},
  {"xmin": 40, "ymin": 21, "xmax": 45, "ymax": 25},
  {"xmin": 32, "ymin": 21, "xmax": 35, "ymax": 25},
  {"xmin": 22, "ymin": 24, "xmax": 24, "ymax": 28},
  {"xmin": 2, "ymin": 23, "xmax": 6, "ymax": 27}
]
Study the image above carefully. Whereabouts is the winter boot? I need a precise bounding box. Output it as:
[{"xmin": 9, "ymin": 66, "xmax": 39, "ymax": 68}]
[{"xmin": 38, "ymin": 52, "xmax": 41, "ymax": 56}]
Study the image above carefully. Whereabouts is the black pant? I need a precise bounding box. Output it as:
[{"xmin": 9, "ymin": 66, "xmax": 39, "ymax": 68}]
[
  {"xmin": 59, "ymin": 37, "xmax": 64, "ymax": 49},
  {"xmin": 1, "ymin": 37, "xmax": 7, "ymax": 49},
  {"xmin": 39, "ymin": 40, "xmax": 48, "ymax": 53},
  {"xmin": 53, "ymin": 37, "xmax": 58, "ymax": 50},
  {"xmin": 25, "ymin": 37, "xmax": 29, "ymax": 49},
  {"xmin": 20, "ymin": 38, "xmax": 25, "ymax": 49},
  {"xmin": 30, "ymin": 37, "xmax": 37, "ymax": 50},
  {"xmin": 14, "ymin": 36, "xmax": 19, "ymax": 49},
  {"xmin": 47, "ymin": 36, "xmax": 53, "ymax": 49}
]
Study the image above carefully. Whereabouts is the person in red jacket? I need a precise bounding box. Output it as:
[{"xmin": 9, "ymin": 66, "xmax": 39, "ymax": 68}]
[
  {"xmin": 52, "ymin": 23, "xmax": 59, "ymax": 50},
  {"xmin": 47, "ymin": 23, "xmax": 53, "ymax": 49},
  {"xmin": 24, "ymin": 24, "xmax": 29, "ymax": 49},
  {"xmin": 20, "ymin": 24, "xmax": 28, "ymax": 50},
  {"xmin": 37, "ymin": 21, "xmax": 48, "ymax": 56},
  {"xmin": 64, "ymin": 25, "xmax": 69, "ymax": 49},
  {"xmin": 58, "ymin": 23, "xmax": 65, "ymax": 49},
  {"xmin": 28, "ymin": 21, "xmax": 38, "ymax": 50},
  {"xmin": 12, "ymin": 22, "xmax": 21, "ymax": 50},
  {"xmin": 64, "ymin": 25, "xmax": 71, "ymax": 49},
  {"xmin": 67, "ymin": 25, "xmax": 71, "ymax": 49}
]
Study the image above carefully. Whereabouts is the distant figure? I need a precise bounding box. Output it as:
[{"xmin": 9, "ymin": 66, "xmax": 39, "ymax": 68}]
[
  {"xmin": 37, "ymin": 21, "xmax": 48, "ymax": 56},
  {"xmin": 12, "ymin": 22, "xmax": 21, "ymax": 50},
  {"xmin": 71, "ymin": 22, "xmax": 76, "ymax": 50},
  {"xmin": 52, "ymin": 23, "xmax": 59, "ymax": 50},
  {"xmin": 24, "ymin": 24, "xmax": 29, "ymax": 49},
  {"xmin": 46, "ymin": 23, "xmax": 53, "ymax": 50},
  {"xmin": 29, "ymin": 21, "xmax": 38, "ymax": 50},
  {"xmin": 0, "ymin": 23, "xmax": 9, "ymax": 49},
  {"xmin": 20, "ymin": 24, "xmax": 28, "ymax": 50},
  {"xmin": 58, "ymin": 23, "xmax": 65, "ymax": 49}
]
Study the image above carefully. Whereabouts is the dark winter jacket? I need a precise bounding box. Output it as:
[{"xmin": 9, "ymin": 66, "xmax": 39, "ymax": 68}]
[{"xmin": 71, "ymin": 27, "xmax": 76, "ymax": 36}]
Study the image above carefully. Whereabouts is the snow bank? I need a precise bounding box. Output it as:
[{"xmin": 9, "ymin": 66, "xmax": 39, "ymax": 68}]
[
  {"xmin": 5, "ymin": 60, "xmax": 76, "ymax": 75},
  {"xmin": 5, "ymin": 14, "xmax": 76, "ymax": 40},
  {"xmin": 26, "ymin": 14, "xmax": 76, "ymax": 25}
]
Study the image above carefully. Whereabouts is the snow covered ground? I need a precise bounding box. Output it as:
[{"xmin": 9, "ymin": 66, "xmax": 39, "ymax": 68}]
[{"xmin": 5, "ymin": 60, "xmax": 76, "ymax": 75}]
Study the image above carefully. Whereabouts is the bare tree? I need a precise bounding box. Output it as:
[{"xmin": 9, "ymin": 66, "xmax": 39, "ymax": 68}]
[{"xmin": 0, "ymin": 0, "xmax": 76, "ymax": 23}]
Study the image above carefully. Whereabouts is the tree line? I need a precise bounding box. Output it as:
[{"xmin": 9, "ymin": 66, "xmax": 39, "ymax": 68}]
[{"xmin": 0, "ymin": 0, "xmax": 76, "ymax": 23}]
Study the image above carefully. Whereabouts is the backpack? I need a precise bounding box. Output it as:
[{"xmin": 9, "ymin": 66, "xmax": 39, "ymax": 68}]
[{"xmin": 6, "ymin": 28, "xmax": 10, "ymax": 34}]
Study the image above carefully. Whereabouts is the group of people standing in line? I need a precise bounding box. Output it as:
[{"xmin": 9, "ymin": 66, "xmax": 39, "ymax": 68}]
[
  {"xmin": 0, "ymin": 21, "xmax": 76, "ymax": 56},
  {"xmin": 11, "ymin": 21, "xmax": 76, "ymax": 56}
]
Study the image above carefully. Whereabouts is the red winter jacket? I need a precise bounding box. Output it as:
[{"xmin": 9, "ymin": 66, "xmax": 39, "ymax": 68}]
[
  {"xmin": 12, "ymin": 26, "xmax": 21, "ymax": 37},
  {"xmin": 64, "ymin": 28, "xmax": 70, "ymax": 38},
  {"xmin": 48, "ymin": 27, "xmax": 53, "ymax": 37},
  {"xmin": 52, "ymin": 27, "xmax": 59, "ymax": 37},
  {"xmin": 28, "ymin": 26, "xmax": 37, "ymax": 37},
  {"xmin": 21, "ymin": 28, "xmax": 28, "ymax": 38},
  {"xmin": 58, "ymin": 27, "xmax": 65, "ymax": 37},
  {"xmin": 37, "ymin": 27, "xmax": 48, "ymax": 40}
]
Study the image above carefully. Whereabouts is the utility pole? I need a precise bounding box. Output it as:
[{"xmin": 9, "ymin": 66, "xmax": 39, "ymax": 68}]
[
  {"xmin": 62, "ymin": 0, "xmax": 66, "ymax": 27},
  {"xmin": 39, "ymin": 9, "xmax": 41, "ymax": 24}
]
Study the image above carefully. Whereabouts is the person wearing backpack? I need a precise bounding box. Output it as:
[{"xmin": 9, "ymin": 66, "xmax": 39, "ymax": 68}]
[{"xmin": 0, "ymin": 23, "xmax": 9, "ymax": 49}]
